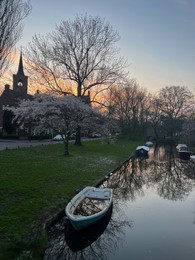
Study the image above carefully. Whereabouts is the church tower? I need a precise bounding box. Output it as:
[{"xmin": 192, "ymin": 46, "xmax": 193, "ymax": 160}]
[{"xmin": 13, "ymin": 52, "xmax": 28, "ymax": 97}]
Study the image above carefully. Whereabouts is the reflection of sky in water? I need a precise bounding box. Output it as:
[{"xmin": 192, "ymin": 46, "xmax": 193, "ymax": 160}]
[
  {"xmin": 105, "ymin": 145, "xmax": 195, "ymax": 260},
  {"xmin": 110, "ymin": 188, "xmax": 195, "ymax": 260}
]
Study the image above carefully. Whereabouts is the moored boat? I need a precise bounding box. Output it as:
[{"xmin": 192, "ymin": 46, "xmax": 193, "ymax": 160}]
[
  {"xmin": 65, "ymin": 186, "xmax": 113, "ymax": 231},
  {"xmin": 176, "ymin": 144, "xmax": 192, "ymax": 160},
  {"xmin": 145, "ymin": 141, "xmax": 153, "ymax": 147},
  {"xmin": 135, "ymin": 145, "xmax": 150, "ymax": 157},
  {"xmin": 176, "ymin": 144, "xmax": 188, "ymax": 150}
]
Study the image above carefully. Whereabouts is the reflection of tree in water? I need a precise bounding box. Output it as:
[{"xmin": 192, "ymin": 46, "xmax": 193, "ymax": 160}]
[
  {"xmin": 150, "ymin": 144, "xmax": 195, "ymax": 200},
  {"xmin": 152, "ymin": 144, "xmax": 176, "ymax": 162},
  {"xmin": 102, "ymin": 144, "xmax": 195, "ymax": 202},
  {"xmin": 44, "ymin": 203, "xmax": 132, "ymax": 260},
  {"xmin": 102, "ymin": 159, "xmax": 147, "ymax": 202}
]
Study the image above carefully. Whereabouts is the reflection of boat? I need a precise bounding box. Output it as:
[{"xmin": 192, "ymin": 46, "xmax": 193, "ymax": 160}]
[
  {"xmin": 136, "ymin": 153, "xmax": 149, "ymax": 160},
  {"xmin": 135, "ymin": 146, "xmax": 150, "ymax": 157},
  {"xmin": 176, "ymin": 144, "xmax": 191, "ymax": 160},
  {"xmin": 65, "ymin": 203, "xmax": 113, "ymax": 252},
  {"xmin": 65, "ymin": 186, "xmax": 113, "ymax": 230},
  {"xmin": 178, "ymin": 159, "xmax": 189, "ymax": 164}
]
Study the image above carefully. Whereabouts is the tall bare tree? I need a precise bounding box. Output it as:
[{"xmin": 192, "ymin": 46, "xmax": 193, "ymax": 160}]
[
  {"xmin": 26, "ymin": 14, "xmax": 128, "ymax": 144},
  {"xmin": 109, "ymin": 79, "xmax": 148, "ymax": 139},
  {"xmin": 148, "ymin": 95, "xmax": 163, "ymax": 139},
  {"xmin": 0, "ymin": 0, "xmax": 31, "ymax": 76},
  {"xmin": 26, "ymin": 14, "xmax": 127, "ymax": 97},
  {"xmin": 158, "ymin": 86, "xmax": 194, "ymax": 137}
]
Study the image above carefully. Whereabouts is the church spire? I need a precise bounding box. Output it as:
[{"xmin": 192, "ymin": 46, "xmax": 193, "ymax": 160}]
[
  {"xmin": 13, "ymin": 50, "xmax": 28, "ymax": 95},
  {"xmin": 17, "ymin": 51, "xmax": 25, "ymax": 75}
]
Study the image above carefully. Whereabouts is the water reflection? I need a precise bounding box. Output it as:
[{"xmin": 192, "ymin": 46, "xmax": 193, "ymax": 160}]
[
  {"xmin": 151, "ymin": 145, "xmax": 195, "ymax": 200},
  {"xmin": 44, "ymin": 144, "xmax": 195, "ymax": 259},
  {"xmin": 102, "ymin": 144, "xmax": 195, "ymax": 202},
  {"xmin": 65, "ymin": 204, "xmax": 113, "ymax": 252},
  {"xmin": 44, "ymin": 199, "xmax": 132, "ymax": 260}
]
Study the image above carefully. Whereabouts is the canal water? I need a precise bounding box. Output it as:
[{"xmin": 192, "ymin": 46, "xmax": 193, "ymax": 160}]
[{"xmin": 44, "ymin": 145, "xmax": 195, "ymax": 260}]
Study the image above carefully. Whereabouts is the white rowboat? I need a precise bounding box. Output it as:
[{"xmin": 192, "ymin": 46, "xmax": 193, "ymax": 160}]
[
  {"xmin": 65, "ymin": 186, "xmax": 113, "ymax": 231},
  {"xmin": 176, "ymin": 144, "xmax": 192, "ymax": 160}
]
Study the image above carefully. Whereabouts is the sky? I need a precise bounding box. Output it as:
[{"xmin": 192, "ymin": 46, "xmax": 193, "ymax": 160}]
[{"xmin": 14, "ymin": 0, "xmax": 195, "ymax": 94}]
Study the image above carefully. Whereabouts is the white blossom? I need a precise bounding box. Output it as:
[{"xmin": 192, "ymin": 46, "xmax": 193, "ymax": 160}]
[{"xmin": 7, "ymin": 93, "xmax": 95, "ymax": 155}]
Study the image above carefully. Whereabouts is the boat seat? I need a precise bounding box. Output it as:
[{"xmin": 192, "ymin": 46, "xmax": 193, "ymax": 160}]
[{"xmin": 85, "ymin": 191, "xmax": 109, "ymax": 200}]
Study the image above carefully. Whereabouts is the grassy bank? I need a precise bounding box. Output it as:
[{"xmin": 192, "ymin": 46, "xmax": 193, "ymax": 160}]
[{"xmin": 0, "ymin": 139, "xmax": 139, "ymax": 259}]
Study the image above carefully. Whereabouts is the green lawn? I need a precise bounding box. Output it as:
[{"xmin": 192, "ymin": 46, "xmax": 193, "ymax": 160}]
[{"xmin": 0, "ymin": 139, "xmax": 139, "ymax": 259}]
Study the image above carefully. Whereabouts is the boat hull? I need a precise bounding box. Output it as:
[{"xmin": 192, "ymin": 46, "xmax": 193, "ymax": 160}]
[
  {"xmin": 135, "ymin": 146, "xmax": 149, "ymax": 157},
  {"xmin": 178, "ymin": 151, "xmax": 191, "ymax": 160},
  {"xmin": 176, "ymin": 144, "xmax": 191, "ymax": 160},
  {"xmin": 65, "ymin": 203, "xmax": 113, "ymax": 251}
]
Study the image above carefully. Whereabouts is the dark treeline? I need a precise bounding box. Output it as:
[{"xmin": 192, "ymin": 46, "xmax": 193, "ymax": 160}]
[{"xmin": 107, "ymin": 83, "xmax": 195, "ymax": 145}]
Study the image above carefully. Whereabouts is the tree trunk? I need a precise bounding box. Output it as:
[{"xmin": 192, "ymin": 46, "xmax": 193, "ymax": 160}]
[
  {"xmin": 75, "ymin": 125, "xmax": 82, "ymax": 146},
  {"xmin": 63, "ymin": 138, "xmax": 69, "ymax": 155},
  {"xmin": 75, "ymin": 82, "xmax": 82, "ymax": 146}
]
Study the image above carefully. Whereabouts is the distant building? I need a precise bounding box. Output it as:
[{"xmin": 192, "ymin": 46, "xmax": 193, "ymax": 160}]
[
  {"xmin": 0, "ymin": 53, "xmax": 92, "ymax": 138},
  {"xmin": 0, "ymin": 52, "xmax": 32, "ymax": 136}
]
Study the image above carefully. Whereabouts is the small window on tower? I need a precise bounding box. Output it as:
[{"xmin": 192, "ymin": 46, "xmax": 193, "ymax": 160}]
[{"xmin": 18, "ymin": 80, "xmax": 23, "ymax": 87}]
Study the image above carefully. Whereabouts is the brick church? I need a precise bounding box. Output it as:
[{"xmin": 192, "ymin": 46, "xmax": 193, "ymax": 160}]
[
  {"xmin": 0, "ymin": 53, "xmax": 32, "ymax": 136},
  {"xmin": 0, "ymin": 53, "xmax": 92, "ymax": 138}
]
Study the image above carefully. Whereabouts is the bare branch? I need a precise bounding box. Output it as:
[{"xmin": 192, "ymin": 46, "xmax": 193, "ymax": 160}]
[
  {"xmin": 25, "ymin": 14, "xmax": 128, "ymax": 99},
  {"xmin": 0, "ymin": 0, "xmax": 31, "ymax": 76}
]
